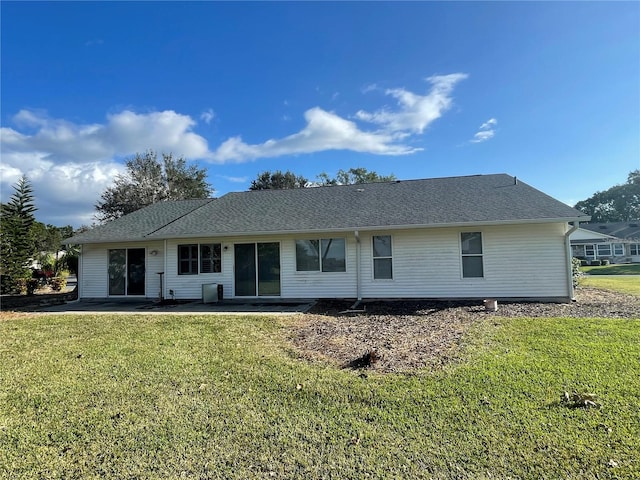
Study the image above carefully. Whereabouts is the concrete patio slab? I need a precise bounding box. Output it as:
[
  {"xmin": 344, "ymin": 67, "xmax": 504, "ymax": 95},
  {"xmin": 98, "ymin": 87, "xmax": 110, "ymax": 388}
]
[{"xmin": 35, "ymin": 298, "xmax": 316, "ymax": 315}]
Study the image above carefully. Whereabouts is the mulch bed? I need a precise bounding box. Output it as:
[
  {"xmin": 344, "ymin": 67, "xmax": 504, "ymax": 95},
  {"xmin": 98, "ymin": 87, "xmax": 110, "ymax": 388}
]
[{"xmin": 288, "ymin": 287, "xmax": 639, "ymax": 374}]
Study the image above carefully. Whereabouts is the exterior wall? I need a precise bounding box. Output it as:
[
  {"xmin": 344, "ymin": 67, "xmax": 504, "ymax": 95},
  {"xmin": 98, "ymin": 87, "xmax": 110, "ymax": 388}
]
[
  {"xmin": 569, "ymin": 228, "xmax": 613, "ymax": 241},
  {"xmin": 80, "ymin": 222, "xmax": 571, "ymax": 301},
  {"xmin": 164, "ymin": 235, "xmax": 357, "ymax": 300},
  {"xmin": 358, "ymin": 223, "xmax": 569, "ymax": 299},
  {"xmin": 80, "ymin": 241, "xmax": 164, "ymax": 298}
]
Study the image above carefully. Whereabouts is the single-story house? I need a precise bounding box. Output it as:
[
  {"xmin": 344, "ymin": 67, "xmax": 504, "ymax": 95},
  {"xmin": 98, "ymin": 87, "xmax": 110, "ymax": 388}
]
[
  {"xmin": 64, "ymin": 174, "xmax": 590, "ymax": 303},
  {"xmin": 570, "ymin": 221, "xmax": 640, "ymax": 264}
]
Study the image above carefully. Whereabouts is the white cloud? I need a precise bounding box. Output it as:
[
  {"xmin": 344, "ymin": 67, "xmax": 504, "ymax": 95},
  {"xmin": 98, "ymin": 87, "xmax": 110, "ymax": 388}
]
[
  {"xmin": 0, "ymin": 109, "xmax": 214, "ymax": 226},
  {"xmin": 471, "ymin": 117, "xmax": 498, "ymax": 143},
  {"xmin": 219, "ymin": 175, "xmax": 248, "ymax": 183},
  {"xmin": 1, "ymin": 73, "xmax": 469, "ymax": 224},
  {"xmin": 200, "ymin": 109, "xmax": 215, "ymax": 124},
  {"xmin": 211, "ymin": 107, "xmax": 420, "ymax": 163},
  {"xmin": 355, "ymin": 73, "xmax": 468, "ymax": 134}
]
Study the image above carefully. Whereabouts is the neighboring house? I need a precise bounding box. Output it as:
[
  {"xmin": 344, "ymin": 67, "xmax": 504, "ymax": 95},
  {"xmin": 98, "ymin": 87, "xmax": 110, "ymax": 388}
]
[
  {"xmin": 64, "ymin": 174, "xmax": 589, "ymax": 303},
  {"xmin": 570, "ymin": 221, "xmax": 640, "ymax": 264}
]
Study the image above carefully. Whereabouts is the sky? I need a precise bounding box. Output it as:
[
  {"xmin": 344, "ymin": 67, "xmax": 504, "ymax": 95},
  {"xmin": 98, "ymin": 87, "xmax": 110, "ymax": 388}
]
[{"xmin": 1, "ymin": 1, "xmax": 639, "ymax": 228}]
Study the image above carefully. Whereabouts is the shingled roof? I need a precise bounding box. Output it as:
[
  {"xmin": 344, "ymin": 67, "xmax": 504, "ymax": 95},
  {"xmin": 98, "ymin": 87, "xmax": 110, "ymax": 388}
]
[
  {"xmin": 64, "ymin": 199, "xmax": 214, "ymax": 244},
  {"xmin": 578, "ymin": 221, "xmax": 640, "ymax": 241},
  {"xmin": 66, "ymin": 174, "xmax": 589, "ymax": 244}
]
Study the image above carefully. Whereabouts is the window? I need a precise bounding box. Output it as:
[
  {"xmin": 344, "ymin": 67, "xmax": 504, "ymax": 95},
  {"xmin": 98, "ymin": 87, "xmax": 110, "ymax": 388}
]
[
  {"xmin": 631, "ymin": 244, "xmax": 640, "ymax": 256},
  {"xmin": 200, "ymin": 244, "xmax": 222, "ymax": 273},
  {"xmin": 178, "ymin": 243, "xmax": 221, "ymax": 275},
  {"xmin": 295, "ymin": 238, "xmax": 346, "ymax": 272},
  {"xmin": 321, "ymin": 238, "xmax": 346, "ymax": 272},
  {"xmin": 585, "ymin": 245, "xmax": 595, "ymax": 258},
  {"xmin": 178, "ymin": 245, "xmax": 198, "ymax": 275},
  {"xmin": 613, "ymin": 243, "xmax": 624, "ymax": 256},
  {"xmin": 461, "ymin": 232, "xmax": 484, "ymax": 278},
  {"xmin": 596, "ymin": 244, "xmax": 611, "ymax": 257},
  {"xmin": 373, "ymin": 235, "xmax": 393, "ymax": 279}
]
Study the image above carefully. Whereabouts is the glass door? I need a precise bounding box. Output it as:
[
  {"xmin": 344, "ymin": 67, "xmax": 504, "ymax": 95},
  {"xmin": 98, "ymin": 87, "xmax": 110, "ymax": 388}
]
[
  {"xmin": 234, "ymin": 243, "xmax": 280, "ymax": 296},
  {"xmin": 108, "ymin": 248, "xmax": 145, "ymax": 296},
  {"xmin": 258, "ymin": 243, "xmax": 280, "ymax": 296},
  {"xmin": 234, "ymin": 244, "xmax": 257, "ymax": 297}
]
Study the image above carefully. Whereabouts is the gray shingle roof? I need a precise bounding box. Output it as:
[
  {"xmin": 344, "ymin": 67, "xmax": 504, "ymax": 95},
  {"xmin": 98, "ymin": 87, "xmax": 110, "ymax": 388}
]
[
  {"xmin": 579, "ymin": 221, "xmax": 640, "ymax": 241},
  {"xmin": 66, "ymin": 174, "xmax": 589, "ymax": 244},
  {"xmin": 63, "ymin": 199, "xmax": 214, "ymax": 244}
]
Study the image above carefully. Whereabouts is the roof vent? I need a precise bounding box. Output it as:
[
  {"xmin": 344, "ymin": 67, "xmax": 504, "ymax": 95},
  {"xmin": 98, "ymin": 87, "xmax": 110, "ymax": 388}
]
[
  {"xmin": 599, "ymin": 226, "xmax": 607, "ymax": 230},
  {"xmin": 630, "ymin": 223, "xmax": 639, "ymax": 228},
  {"xmin": 356, "ymin": 188, "xmax": 365, "ymax": 192}
]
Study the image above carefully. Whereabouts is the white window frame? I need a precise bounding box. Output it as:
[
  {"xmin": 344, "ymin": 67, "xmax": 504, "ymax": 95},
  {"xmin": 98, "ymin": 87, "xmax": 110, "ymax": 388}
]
[
  {"xmin": 460, "ymin": 232, "xmax": 484, "ymax": 279},
  {"xmin": 612, "ymin": 243, "xmax": 624, "ymax": 256},
  {"xmin": 295, "ymin": 238, "xmax": 346, "ymax": 273},
  {"xmin": 178, "ymin": 242, "xmax": 222, "ymax": 275},
  {"xmin": 631, "ymin": 244, "xmax": 640, "ymax": 256},
  {"xmin": 200, "ymin": 243, "xmax": 222, "ymax": 274},
  {"xmin": 372, "ymin": 235, "xmax": 393, "ymax": 280},
  {"xmin": 584, "ymin": 245, "xmax": 595, "ymax": 258},
  {"xmin": 596, "ymin": 244, "xmax": 612, "ymax": 257}
]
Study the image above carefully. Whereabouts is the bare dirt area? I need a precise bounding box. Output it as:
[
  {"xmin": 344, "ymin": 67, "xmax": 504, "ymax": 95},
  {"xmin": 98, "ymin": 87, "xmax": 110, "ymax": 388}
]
[{"xmin": 288, "ymin": 287, "xmax": 639, "ymax": 374}]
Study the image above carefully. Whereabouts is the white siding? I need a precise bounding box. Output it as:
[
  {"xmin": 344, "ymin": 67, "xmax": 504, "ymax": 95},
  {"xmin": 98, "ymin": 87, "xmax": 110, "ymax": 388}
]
[
  {"xmin": 79, "ymin": 241, "xmax": 164, "ymax": 299},
  {"xmin": 359, "ymin": 223, "xmax": 569, "ymax": 299},
  {"xmin": 570, "ymin": 228, "xmax": 613, "ymax": 241},
  {"xmin": 80, "ymin": 222, "xmax": 571, "ymax": 301},
  {"xmin": 164, "ymin": 235, "xmax": 357, "ymax": 300}
]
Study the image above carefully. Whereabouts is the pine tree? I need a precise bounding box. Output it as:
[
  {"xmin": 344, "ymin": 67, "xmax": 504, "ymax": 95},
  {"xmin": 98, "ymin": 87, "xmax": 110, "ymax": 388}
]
[{"xmin": 0, "ymin": 176, "xmax": 38, "ymax": 293}]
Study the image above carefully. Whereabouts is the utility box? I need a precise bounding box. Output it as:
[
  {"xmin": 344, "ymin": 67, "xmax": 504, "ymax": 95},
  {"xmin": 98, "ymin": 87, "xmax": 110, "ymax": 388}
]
[{"xmin": 202, "ymin": 283, "xmax": 219, "ymax": 303}]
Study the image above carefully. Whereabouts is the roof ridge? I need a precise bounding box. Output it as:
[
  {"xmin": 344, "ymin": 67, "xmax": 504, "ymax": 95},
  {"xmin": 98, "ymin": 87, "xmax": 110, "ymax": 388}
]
[
  {"xmin": 232, "ymin": 173, "xmax": 508, "ymax": 195},
  {"xmin": 143, "ymin": 198, "xmax": 215, "ymax": 237}
]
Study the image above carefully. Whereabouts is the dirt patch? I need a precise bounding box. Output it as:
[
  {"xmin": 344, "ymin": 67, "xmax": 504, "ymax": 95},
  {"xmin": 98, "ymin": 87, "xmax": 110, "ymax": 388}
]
[{"xmin": 288, "ymin": 287, "xmax": 639, "ymax": 374}]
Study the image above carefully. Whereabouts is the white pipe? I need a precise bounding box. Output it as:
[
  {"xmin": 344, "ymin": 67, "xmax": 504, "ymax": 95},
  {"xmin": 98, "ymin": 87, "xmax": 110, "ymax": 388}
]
[
  {"xmin": 354, "ymin": 230, "xmax": 362, "ymax": 301},
  {"xmin": 565, "ymin": 221, "xmax": 580, "ymax": 300}
]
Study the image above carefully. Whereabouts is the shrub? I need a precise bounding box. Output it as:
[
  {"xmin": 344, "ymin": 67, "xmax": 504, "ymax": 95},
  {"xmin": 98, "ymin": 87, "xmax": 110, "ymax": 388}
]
[
  {"xmin": 590, "ymin": 260, "xmax": 602, "ymax": 266},
  {"xmin": 601, "ymin": 259, "xmax": 610, "ymax": 266},
  {"xmin": 49, "ymin": 276, "xmax": 67, "ymax": 292},
  {"xmin": 580, "ymin": 260, "xmax": 589, "ymax": 266},
  {"xmin": 571, "ymin": 257, "xmax": 584, "ymax": 288},
  {"xmin": 16, "ymin": 278, "xmax": 39, "ymax": 295}
]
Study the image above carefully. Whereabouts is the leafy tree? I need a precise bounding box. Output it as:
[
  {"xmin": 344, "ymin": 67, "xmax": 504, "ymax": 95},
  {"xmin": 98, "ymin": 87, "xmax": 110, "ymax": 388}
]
[
  {"xmin": 95, "ymin": 151, "xmax": 213, "ymax": 223},
  {"xmin": 0, "ymin": 176, "xmax": 37, "ymax": 293},
  {"xmin": 249, "ymin": 170, "xmax": 309, "ymax": 190},
  {"xmin": 316, "ymin": 167, "xmax": 397, "ymax": 186},
  {"xmin": 574, "ymin": 170, "xmax": 640, "ymax": 222}
]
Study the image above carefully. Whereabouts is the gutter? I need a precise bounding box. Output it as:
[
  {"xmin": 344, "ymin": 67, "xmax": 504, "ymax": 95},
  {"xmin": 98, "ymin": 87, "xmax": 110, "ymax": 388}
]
[
  {"xmin": 565, "ymin": 221, "xmax": 581, "ymax": 300},
  {"xmin": 354, "ymin": 230, "xmax": 362, "ymax": 301},
  {"xmin": 141, "ymin": 216, "xmax": 591, "ymax": 242}
]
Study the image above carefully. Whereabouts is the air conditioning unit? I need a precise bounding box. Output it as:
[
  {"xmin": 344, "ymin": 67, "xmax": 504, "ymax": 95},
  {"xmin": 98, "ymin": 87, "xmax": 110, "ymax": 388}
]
[{"xmin": 202, "ymin": 283, "xmax": 218, "ymax": 303}]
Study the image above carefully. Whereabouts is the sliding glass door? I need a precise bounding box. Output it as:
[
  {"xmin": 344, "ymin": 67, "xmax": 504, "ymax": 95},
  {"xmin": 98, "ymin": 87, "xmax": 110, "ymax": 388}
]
[
  {"xmin": 108, "ymin": 248, "xmax": 146, "ymax": 296},
  {"xmin": 234, "ymin": 243, "xmax": 280, "ymax": 296}
]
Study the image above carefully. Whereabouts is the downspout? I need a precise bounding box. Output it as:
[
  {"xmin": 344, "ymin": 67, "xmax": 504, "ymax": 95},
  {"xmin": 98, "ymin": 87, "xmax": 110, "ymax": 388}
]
[
  {"xmin": 163, "ymin": 239, "xmax": 168, "ymax": 299},
  {"xmin": 354, "ymin": 231, "xmax": 362, "ymax": 302},
  {"xmin": 67, "ymin": 244, "xmax": 82, "ymax": 304},
  {"xmin": 565, "ymin": 221, "xmax": 580, "ymax": 301}
]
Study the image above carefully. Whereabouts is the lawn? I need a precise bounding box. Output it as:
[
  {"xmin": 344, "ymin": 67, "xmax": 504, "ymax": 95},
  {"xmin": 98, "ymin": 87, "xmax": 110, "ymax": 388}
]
[
  {"xmin": 580, "ymin": 275, "xmax": 640, "ymax": 296},
  {"xmin": 1, "ymin": 312, "xmax": 639, "ymax": 479},
  {"xmin": 581, "ymin": 263, "xmax": 640, "ymax": 275}
]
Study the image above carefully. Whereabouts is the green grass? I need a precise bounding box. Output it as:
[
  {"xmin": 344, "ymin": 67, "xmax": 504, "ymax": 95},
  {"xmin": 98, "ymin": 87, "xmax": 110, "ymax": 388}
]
[
  {"xmin": 581, "ymin": 263, "xmax": 640, "ymax": 275},
  {"xmin": 580, "ymin": 275, "xmax": 640, "ymax": 296},
  {"xmin": 1, "ymin": 313, "xmax": 639, "ymax": 479}
]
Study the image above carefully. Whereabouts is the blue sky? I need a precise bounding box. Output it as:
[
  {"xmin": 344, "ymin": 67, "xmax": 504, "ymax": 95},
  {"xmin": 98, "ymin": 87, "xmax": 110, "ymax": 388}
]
[{"xmin": 1, "ymin": 1, "xmax": 638, "ymax": 228}]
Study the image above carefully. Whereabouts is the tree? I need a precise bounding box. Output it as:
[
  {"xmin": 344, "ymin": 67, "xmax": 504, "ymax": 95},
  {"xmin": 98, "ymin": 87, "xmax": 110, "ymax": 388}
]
[
  {"xmin": 0, "ymin": 176, "xmax": 37, "ymax": 293},
  {"xmin": 95, "ymin": 151, "xmax": 213, "ymax": 222},
  {"xmin": 574, "ymin": 170, "xmax": 640, "ymax": 222},
  {"xmin": 316, "ymin": 167, "xmax": 397, "ymax": 186},
  {"xmin": 249, "ymin": 170, "xmax": 309, "ymax": 190}
]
